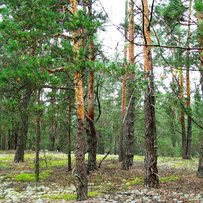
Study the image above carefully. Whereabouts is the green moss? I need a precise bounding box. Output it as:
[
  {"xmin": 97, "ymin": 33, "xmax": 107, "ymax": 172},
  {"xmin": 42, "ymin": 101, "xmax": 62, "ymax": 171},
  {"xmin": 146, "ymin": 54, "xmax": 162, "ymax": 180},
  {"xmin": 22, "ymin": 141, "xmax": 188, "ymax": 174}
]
[
  {"xmin": 88, "ymin": 191, "xmax": 101, "ymax": 197},
  {"xmin": 47, "ymin": 194, "xmax": 76, "ymax": 201},
  {"xmin": 126, "ymin": 177, "xmax": 143, "ymax": 186},
  {"xmin": 15, "ymin": 170, "xmax": 51, "ymax": 182},
  {"xmin": 43, "ymin": 191, "xmax": 101, "ymax": 201},
  {"xmin": 0, "ymin": 162, "xmax": 10, "ymax": 167},
  {"xmin": 160, "ymin": 175, "xmax": 180, "ymax": 183},
  {"xmin": 0, "ymin": 154, "xmax": 13, "ymax": 168},
  {"xmin": 0, "ymin": 155, "xmax": 13, "ymax": 161},
  {"xmin": 133, "ymin": 156, "xmax": 144, "ymax": 161}
]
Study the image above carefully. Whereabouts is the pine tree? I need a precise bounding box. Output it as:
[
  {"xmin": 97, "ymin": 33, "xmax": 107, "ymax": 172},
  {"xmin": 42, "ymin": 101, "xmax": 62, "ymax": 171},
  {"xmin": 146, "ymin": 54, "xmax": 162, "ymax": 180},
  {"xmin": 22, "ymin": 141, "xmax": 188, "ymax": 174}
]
[{"xmin": 142, "ymin": 0, "xmax": 159, "ymax": 187}]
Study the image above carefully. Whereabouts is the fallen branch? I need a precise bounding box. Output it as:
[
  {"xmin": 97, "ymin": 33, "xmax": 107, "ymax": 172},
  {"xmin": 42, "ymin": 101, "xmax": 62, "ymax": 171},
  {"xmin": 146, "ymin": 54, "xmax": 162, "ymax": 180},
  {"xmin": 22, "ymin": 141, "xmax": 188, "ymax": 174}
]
[{"xmin": 98, "ymin": 151, "xmax": 110, "ymax": 168}]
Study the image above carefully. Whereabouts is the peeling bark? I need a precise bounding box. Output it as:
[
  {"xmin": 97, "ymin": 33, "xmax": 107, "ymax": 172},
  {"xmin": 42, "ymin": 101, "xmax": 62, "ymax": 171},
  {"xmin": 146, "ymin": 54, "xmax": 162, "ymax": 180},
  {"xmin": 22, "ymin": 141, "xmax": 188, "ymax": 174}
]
[{"xmin": 70, "ymin": 0, "xmax": 88, "ymax": 200}]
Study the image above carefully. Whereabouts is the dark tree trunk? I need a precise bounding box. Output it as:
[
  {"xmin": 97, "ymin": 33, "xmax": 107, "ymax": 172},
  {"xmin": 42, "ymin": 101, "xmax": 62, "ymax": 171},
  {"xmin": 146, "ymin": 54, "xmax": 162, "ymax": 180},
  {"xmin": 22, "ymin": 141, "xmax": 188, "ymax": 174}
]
[
  {"xmin": 186, "ymin": 114, "xmax": 192, "ymax": 159},
  {"xmin": 122, "ymin": 82, "xmax": 135, "ymax": 170},
  {"xmin": 35, "ymin": 89, "xmax": 41, "ymax": 182},
  {"xmin": 74, "ymin": 71, "xmax": 88, "ymax": 200},
  {"xmin": 49, "ymin": 90, "xmax": 57, "ymax": 151},
  {"xmin": 14, "ymin": 88, "xmax": 32, "ymax": 162},
  {"xmin": 114, "ymin": 133, "xmax": 118, "ymax": 155},
  {"xmin": 171, "ymin": 109, "xmax": 177, "ymax": 148},
  {"xmin": 181, "ymin": 111, "xmax": 187, "ymax": 159},
  {"xmin": 144, "ymin": 77, "xmax": 159, "ymax": 187},
  {"xmin": 122, "ymin": 0, "xmax": 135, "ymax": 170},
  {"xmin": 86, "ymin": 120, "xmax": 97, "ymax": 172},
  {"xmin": 67, "ymin": 98, "xmax": 72, "ymax": 171},
  {"xmin": 119, "ymin": 125, "xmax": 124, "ymax": 160},
  {"xmin": 8, "ymin": 129, "xmax": 11, "ymax": 150},
  {"xmin": 75, "ymin": 118, "xmax": 88, "ymax": 200},
  {"xmin": 142, "ymin": 0, "xmax": 159, "ymax": 188},
  {"xmin": 97, "ymin": 131, "xmax": 104, "ymax": 154},
  {"xmin": 14, "ymin": 112, "xmax": 29, "ymax": 162},
  {"xmin": 12, "ymin": 123, "xmax": 19, "ymax": 150}
]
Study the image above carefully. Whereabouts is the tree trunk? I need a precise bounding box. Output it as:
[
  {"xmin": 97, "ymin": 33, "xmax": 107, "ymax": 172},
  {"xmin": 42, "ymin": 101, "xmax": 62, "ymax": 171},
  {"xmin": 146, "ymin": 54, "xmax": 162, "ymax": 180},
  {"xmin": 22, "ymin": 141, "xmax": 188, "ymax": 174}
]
[
  {"xmin": 49, "ymin": 89, "xmax": 57, "ymax": 151},
  {"xmin": 86, "ymin": 71, "xmax": 97, "ymax": 173},
  {"xmin": 186, "ymin": 51, "xmax": 192, "ymax": 160},
  {"xmin": 185, "ymin": 0, "xmax": 192, "ymax": 159},
  {"xmin": 122, "ymin": 0, "xmax": 135, "ymax": 170},
  {"xmin": 35, "ymin": 89, "xmax": 41, "ymax": 182},
  {"xmin": 74, "ymin": 72, "xmax": 88, "ymax": 200},
  {"xmin": 67, "ymin": 98, "xmax": 72, "ymax": 172},
  {"xmin": 97, "ymin": 131, "xmax": 104, "ymax": 154},
  {"xmin": 12, "ymin": 122, "xmax": 19, "ymax": 150},
  {"xmin": 70, "ymin": 0, "xmax": 88, "ymax": 200},
  {"xmin": 14, "ymin": 88, "xmax": 32, "ymax": 162},
  {"xmin": 179, "ymin": 69, "xmax": 187, "ymax": 159},
  {"xmin": 119, "ymin": 0, "xmax": 128, "ymax": 162},
  {"xmin": 85, "ymin": 0, "xmax": 97, "ymax": 173},
  {"xmin": 142, "ymin": 0, "xmax": 159, "ymax": 188}
]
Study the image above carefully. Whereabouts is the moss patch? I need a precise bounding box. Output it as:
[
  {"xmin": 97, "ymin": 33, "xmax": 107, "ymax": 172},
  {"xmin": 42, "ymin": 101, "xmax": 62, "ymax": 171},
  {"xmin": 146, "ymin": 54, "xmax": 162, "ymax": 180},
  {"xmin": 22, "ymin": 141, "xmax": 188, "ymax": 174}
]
[
  {"xmin": 126, "ymin": 177, "xmax": 143, "ymax": 186},
  {"xmin": 43, "ymin": 191, "xmax": 101, "ymax": 201},
  {"xmin": 160, "ymin": 175, "xmax": 180, "ymax": 183},
  {"xmin": 15, "ymin": 170, "xmax": 51, "ymax": 182}
]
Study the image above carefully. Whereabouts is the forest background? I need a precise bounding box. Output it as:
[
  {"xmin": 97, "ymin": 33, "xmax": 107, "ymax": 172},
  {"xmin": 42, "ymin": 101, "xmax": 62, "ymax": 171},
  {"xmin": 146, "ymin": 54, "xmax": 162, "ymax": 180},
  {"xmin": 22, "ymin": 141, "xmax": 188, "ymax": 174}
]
[{"xmin": 0, "ymin": 0, "xmax": 203, "ymax": 201}]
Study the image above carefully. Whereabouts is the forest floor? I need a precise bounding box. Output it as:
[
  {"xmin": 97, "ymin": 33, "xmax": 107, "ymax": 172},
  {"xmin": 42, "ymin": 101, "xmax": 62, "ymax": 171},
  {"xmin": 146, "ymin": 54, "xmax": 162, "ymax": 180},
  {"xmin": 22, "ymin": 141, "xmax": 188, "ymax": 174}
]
[{"xmin": 0, "ymin": 151, "xmax": 202, "ymax": 203}]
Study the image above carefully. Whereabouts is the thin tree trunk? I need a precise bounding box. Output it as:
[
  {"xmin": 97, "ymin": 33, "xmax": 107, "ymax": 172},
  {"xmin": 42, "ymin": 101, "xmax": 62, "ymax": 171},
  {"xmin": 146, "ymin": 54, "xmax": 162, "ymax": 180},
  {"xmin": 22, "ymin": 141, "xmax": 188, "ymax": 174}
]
[
  {"xmin": 97, "ymin": 131, "xmax": 104, "ymax": 154},
  {"xmin": 35, "ymin": 89, "xmax": 41, "ymax": 182},
  {"xmin": 119, "ymin": 0, "xmax": 128, "ymax": 162},
  {"xmin": 122, "ymin": 0, "xmax": 135, "ymax": 170},
  {"xmin": 70, "ymin": 0, "xmax": 88, "ymax": 200},
  {"xmin": 12, "ymin": 122, "xmax": 19, "ymax": 150},
  {"xmin": 186, "ymin": 90, "xmax": 192, "ymax": 160},
  {"xmin": 49, "ymin": 89, "xmax": 57, "ymax": 151},
  {"xmin": 142, "ymin": 0, "xmax": 159, "ymax": 188},
  {"xmin": 179, "ymin": 68, "xmax": 187, "ymax": 159},
  {"xmin": 185, "ymin": 0, "xmax": 192, "ymax": 159},
  {"xmin": 14, "ymin": 88, "xmax": 32, "ymax": 162},
  {"xmin": 170, "ymin": 70, "xmax": 177, "ymax": 147},
  {"xmin": 67, "ymin": 98, "xmax": 72, "ymax": 172}
]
